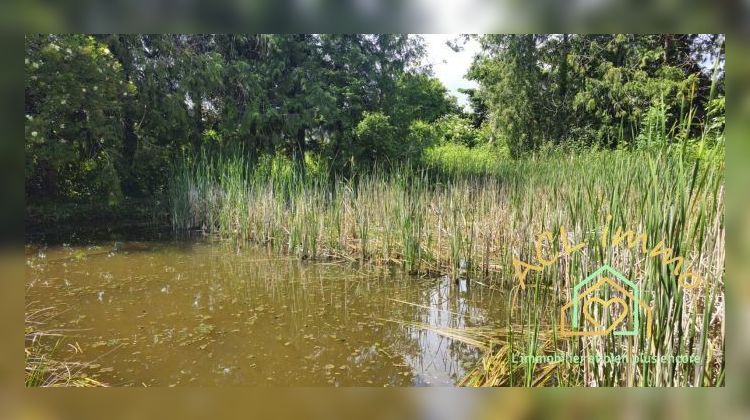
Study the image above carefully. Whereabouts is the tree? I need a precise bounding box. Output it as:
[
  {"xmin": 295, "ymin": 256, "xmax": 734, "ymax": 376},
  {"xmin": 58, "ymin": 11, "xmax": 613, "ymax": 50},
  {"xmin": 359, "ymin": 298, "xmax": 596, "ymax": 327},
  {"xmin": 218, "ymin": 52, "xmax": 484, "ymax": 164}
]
[
  {"xmin": 468, "ymin": 34, "xmax": 724, "ymax": 155},
  {"xmin": 352, "ymin": 112, "xmax": 397, "ymax": 166},
  {"xmin": 435, "ymin": 115, "xmax": 477, "ymax": 147},
  {"xmin": 388, "ymin": 72, "xmax": 457, "ymax": 131},
  {"xmin": 405, "ymin": 120, "xmax": 439, "ymax": 158},
  {"xmin": 458, "ymin": 87, "xmax": 488, "ymax": 128},
  {"xmin": 469, "ymin": 35, "xmax": 546, "ymax": 157},
  {"xmin": 25, "ymin": 35, "xmax": 130, "ymax": 204},
  {"xmin": 318, "ymin": 34, "xmax": 434, "ymax": 169}
]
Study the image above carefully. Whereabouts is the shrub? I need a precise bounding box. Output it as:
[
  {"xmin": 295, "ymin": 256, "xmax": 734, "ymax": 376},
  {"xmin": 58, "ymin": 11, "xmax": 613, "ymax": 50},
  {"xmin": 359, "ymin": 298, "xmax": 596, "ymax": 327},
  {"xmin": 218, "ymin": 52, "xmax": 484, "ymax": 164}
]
[
  {"xmin": 353, "ymin": 112, "xmax": 398, "ymax": 165},
  {"xmin": 405, "ymin": 120, "xmax": 438, "ymax": 159},
  {"xmin": 435, "ymin": 115, "xmax": 477, "ymax": 147},
  {"xmin": 423, "ymin": 143, "xmax": 508, "ymax": 175}
]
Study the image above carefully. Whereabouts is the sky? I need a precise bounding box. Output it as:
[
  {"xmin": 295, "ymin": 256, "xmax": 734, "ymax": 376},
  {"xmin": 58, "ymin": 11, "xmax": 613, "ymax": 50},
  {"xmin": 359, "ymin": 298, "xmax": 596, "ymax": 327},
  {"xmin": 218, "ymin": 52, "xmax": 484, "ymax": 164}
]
[
  {"xmin": 421, "ymin": 34, "xmax": 724, "ymax": 111},
  {"xmin": 421, "ymin": 34, "xmax": 480, "ymax": 110}
]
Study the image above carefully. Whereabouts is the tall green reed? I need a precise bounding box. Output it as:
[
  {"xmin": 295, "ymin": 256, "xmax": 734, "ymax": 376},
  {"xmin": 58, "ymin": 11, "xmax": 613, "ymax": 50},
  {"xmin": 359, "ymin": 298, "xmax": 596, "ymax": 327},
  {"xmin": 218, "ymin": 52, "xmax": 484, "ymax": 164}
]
[{"xmin": 170, "ymin": 140, "xmax": 724, "ymax": 387}]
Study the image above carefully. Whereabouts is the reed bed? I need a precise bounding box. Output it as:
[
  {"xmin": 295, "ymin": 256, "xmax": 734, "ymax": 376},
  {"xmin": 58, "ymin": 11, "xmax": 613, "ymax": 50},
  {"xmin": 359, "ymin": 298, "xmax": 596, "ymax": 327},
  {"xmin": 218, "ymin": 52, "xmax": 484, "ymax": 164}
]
[{"xmin": 170, "ymin": 144, "xmax": 724, "ymax": 387}]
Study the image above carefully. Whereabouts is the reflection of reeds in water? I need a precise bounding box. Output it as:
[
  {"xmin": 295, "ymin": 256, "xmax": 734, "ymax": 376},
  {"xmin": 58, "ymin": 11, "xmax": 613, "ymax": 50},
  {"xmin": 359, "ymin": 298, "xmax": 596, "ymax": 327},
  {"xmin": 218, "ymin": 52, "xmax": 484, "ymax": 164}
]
[
  {"xmin": 170, "ymin": 144, "xmax": 724, "ymax": 387},
  {"xmin": 386, "ymin": 318, "xmax": 558, "ymax": 387},
  {"xmin": 25, "ymin": 304, "xmax": 108, "ymax": 387}
]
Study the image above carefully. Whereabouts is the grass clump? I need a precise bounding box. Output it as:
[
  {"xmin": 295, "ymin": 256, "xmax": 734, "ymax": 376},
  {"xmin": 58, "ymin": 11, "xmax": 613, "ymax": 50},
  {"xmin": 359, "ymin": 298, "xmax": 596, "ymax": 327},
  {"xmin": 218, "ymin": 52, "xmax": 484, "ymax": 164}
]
[
  {"xmin": 423, "ymin": 143, "xmax": 509, "ymax": 176},
  {"xmin": 25, "ymin": 304, "xmax": 108, "ymax": 387}
]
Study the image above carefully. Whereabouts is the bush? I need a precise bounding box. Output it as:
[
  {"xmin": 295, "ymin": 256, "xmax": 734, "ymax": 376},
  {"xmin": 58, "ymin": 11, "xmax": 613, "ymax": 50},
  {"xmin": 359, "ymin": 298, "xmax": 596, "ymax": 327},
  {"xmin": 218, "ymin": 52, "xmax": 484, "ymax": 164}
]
[
  {"xmin": 435, "ymin": 115, "xmax": 477, "ymax": 147},
  {"xmin": 353, "ymin": 112, "xmax": 398, "ymax": 165},
  {"xmin": 423, "ymin": 143, "xmax": 508, "ymax": 175},
  {"xmin": 405, "ymin": 120, "xmax": 438, "ymax": 159}
]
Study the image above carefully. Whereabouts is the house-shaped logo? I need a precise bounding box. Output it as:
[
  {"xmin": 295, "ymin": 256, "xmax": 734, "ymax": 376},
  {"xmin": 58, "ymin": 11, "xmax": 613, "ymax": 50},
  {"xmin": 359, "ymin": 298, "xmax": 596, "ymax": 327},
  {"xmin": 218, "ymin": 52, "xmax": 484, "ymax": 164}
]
[{"xmin": 559, "ymin": 265, "xmax": 652, "ymax": 337}]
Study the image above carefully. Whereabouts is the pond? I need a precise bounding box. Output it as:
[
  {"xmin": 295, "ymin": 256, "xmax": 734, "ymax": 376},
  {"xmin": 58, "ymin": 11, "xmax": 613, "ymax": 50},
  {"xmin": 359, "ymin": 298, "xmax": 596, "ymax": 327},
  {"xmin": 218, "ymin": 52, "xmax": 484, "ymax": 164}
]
[{"xmin": 26, "ymin": 240, "xmax": 505, "ymax": 386}]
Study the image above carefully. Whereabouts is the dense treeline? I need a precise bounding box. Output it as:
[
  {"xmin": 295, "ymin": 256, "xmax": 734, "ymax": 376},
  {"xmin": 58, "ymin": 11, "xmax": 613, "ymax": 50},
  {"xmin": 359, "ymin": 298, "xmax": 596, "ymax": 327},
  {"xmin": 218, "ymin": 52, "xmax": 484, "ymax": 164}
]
[
  {"xmin": 25, "ymin": 34, "xmax": 724, "ymax": 210},
  {"xmin": 25, "ymin": 34, "xmax": 459, "ymax": 205},
  {"xmin": 466, "ymin": 34, "xmax": 725, "ymax": 157}
]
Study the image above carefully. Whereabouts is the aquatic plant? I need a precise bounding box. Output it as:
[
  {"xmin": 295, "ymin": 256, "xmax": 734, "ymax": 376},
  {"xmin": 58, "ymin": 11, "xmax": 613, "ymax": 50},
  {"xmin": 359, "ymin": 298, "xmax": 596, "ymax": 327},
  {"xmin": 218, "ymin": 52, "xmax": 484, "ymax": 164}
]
[{"xmin": 25, "ymin": 304, "xmax": 108, "ymax": 387}]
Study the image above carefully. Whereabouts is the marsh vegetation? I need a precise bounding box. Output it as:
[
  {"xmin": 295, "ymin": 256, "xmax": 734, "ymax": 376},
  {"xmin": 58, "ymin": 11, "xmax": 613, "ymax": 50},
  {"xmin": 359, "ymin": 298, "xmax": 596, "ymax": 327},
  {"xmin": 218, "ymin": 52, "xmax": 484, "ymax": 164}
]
[
  {"xmin": 26, "ymin": 34, "xmax": 725, "ymax": 386},
  {"xmin": 168, "ymin": 143, "xmax": 724, "ymax": 386}
]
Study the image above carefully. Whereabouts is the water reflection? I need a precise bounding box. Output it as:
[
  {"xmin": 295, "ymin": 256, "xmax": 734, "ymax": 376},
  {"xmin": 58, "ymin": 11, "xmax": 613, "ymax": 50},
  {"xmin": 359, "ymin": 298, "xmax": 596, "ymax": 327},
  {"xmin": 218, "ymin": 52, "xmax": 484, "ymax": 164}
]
[{"xmin": 25, "ymin": 240, "xmax": 505, "ymax": 386}]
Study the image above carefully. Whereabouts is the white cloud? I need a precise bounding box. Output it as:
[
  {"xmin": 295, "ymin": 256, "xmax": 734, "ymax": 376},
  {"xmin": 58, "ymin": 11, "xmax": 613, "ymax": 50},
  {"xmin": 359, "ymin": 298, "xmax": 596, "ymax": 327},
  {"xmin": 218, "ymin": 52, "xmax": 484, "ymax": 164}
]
[{"xmin": 421, "ymin": 34, "xmax": 480, "ymax": 111}]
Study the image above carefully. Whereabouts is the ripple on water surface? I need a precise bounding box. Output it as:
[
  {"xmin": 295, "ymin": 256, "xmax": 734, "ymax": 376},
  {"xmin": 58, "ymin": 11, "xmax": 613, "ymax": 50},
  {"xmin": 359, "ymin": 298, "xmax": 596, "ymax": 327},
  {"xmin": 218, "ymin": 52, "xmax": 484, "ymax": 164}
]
[{"xmin": 25, "ymin": 241, "xmax": 505, "ymax": 386}]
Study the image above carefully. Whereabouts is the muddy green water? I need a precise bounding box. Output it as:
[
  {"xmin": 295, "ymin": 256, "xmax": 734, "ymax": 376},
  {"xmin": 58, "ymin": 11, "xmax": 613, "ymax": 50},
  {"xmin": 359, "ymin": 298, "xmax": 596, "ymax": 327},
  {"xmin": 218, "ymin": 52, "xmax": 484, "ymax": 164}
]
[{"xmin": 26, "ymin": 240, "xmax": 504, "ymax": 386}]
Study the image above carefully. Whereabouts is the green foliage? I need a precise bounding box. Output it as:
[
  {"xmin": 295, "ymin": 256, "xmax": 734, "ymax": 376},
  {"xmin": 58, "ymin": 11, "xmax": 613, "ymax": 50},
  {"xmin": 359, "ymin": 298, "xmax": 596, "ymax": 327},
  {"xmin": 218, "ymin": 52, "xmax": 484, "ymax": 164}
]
[
  {"xmin": 705, "ymin": 96, "xmax": 725, "ymax": 140},
  {"xmin": 470, "ymin": 34, "xmax": 542, "ymax": 157},
  {"xmin": 634, "ymin": 97, "xmax": 669, "ymax": 149},
  {"xmin": 469, "ymin": 34, "xmax": 725, "ymax": 155},
  {"xmin": 475, "ymin": 122, "xmax": 496, "ymax": 145},
  {"xmin": 25, "ymin": 33, "xmax": 726, "ymax": 226},
  {"xmin": 435, "ymin": 115, "xmax": 478, "ymax": 147},
  {"xmin": 25, "ymin": 35, "xmax": 129, "ymax": 203},
  {"xmin": 405, "ymin": 120, "xmax": 439, "ymax": 156},
  {"xmin": 352, "ymin": 112, "xmax": 398, "ymax": 166},
  {"xmin": 26, "ymin": 34, "xmax": 454, "ymax": 212},
  {"xmin": 201, "ymin": 129, "xmax": 223, "ymax": 148},
  {"xmin": 424, "ymin": 143, "xmax": 509, "ymax": 175},
  {"xmin": 388, "ymin": 72, "xmax": 458, "ymax": 130}
]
